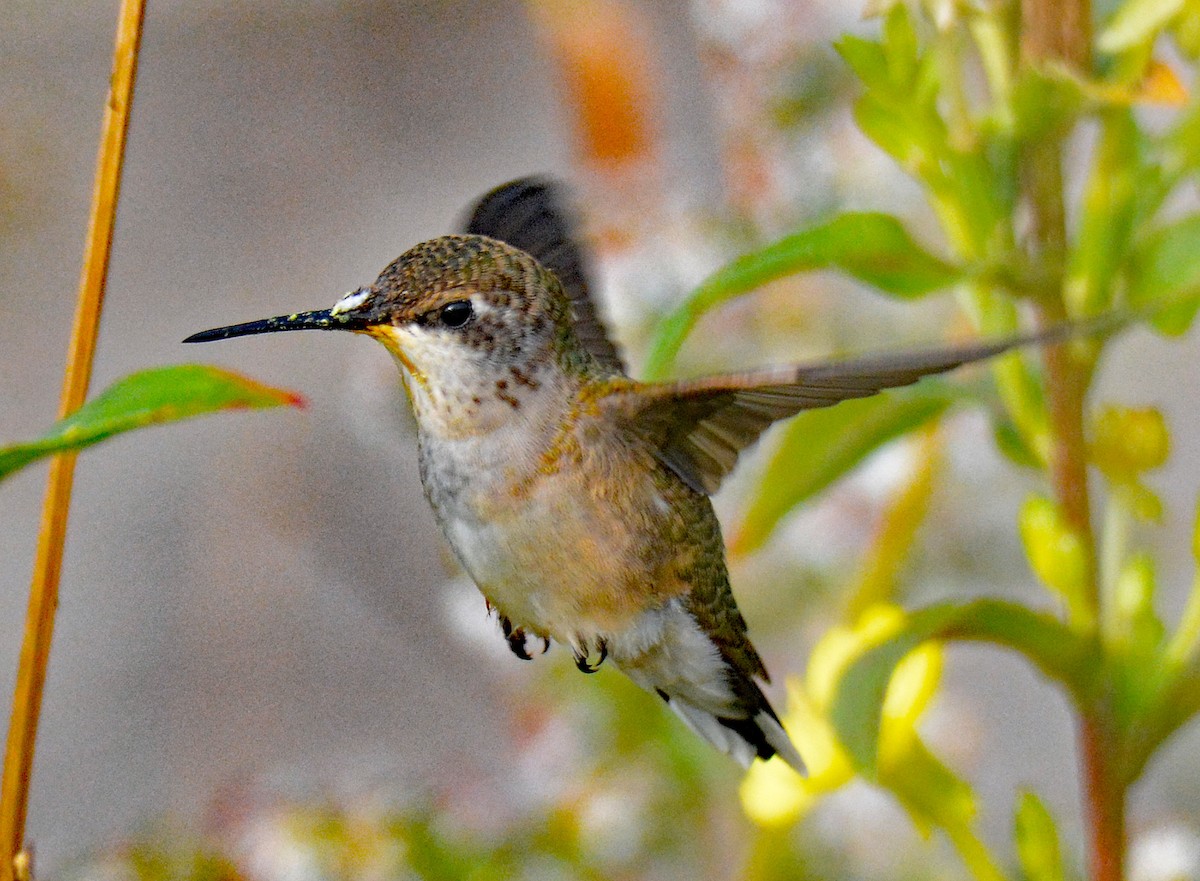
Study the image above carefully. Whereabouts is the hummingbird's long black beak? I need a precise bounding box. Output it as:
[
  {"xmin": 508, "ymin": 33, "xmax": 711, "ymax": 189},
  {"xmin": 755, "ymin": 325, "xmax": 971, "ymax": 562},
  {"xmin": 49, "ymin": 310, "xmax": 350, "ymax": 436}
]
[{"xmin": 182, "ymin": 308, "xmax": 368, "ymax": 344}]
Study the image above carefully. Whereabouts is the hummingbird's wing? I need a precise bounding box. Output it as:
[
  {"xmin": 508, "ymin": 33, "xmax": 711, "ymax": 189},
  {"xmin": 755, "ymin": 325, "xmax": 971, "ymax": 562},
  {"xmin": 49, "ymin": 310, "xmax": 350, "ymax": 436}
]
[
  {"xmin": 463, "ymin": 177, "xmax": 625, "ymax": 371},
  {"xmin": 605, "ymin": 326, "xmax": 1087, "ymax": 495}
]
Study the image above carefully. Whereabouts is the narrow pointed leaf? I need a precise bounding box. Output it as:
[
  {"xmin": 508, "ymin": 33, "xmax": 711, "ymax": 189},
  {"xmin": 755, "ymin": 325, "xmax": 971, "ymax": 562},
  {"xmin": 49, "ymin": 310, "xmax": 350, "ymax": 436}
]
[
  {"xmin": 1014, "ymin": 791, "xmax": 1067, "ymax": 881},
  {"xmin": 732, "ymin": 387, "xmax": 953, "ymax": 555},
  {"xmin": 1128, "ymin": 214, "xmax": 1200, "ymax": 334},
  {"xmin": 1067, "ymin": 110, "xmax": 1140, "ymax": 316},
  {"xmin": 644, "ymin": 213, "xmax": 961, "ymax": 379},
  {"xmin": 0, "ymin": 365, "xmax": 304, "ymax": 482},
  {"xmin": 836, "ymin": 34, "xmax": 891, "ymax": 93},
  {"xmin": 1098, "ymin": 0, "xmax": 1185, "ymax": 52},
  {"xmin": 1128, "ymin": 657, "xmax": 1200, "ymax": 779},
  {"xmin": 829, "ymin": 600, "xmax": 1094, "ymax": 770}
]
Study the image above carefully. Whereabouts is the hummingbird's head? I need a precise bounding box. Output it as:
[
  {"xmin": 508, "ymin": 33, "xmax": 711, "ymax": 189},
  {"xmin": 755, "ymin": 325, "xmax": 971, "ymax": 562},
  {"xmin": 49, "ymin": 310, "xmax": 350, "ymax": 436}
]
[
  {"xmin": 185, "ymin": 235, "xmax": 582, "ymax": 432},
  {"xmin": 356, "ymin": 234, "xmax": 575, "ymax": 381}
]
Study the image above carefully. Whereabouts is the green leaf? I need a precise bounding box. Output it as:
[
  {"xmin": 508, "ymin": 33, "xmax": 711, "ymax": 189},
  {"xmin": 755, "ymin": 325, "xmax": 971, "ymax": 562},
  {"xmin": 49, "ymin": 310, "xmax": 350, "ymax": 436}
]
[
  {"xmin": 1125, "ymin": 644, "xmax": 1200, "ymax": 781},
  {"xmin": 1164, "ymin": 497, "xmax": 1200, "ymax": 668},
  {"xmin": 1067, "ymin": 110, "xmax": 1140, "ymax": 316},
  {"xmin": 732, "ymin": 387, "xmax": 953, "ymax": 555},
  {"xmin": 991, "ymin": 416, "xmax": 1041, "ymax": 469},
  {"xmin": 1114, "ymin": 553, "xmax": 1166, "ymax": 656},
  {"xmin": 1126, "ymin": 508, "xmax": 1200, "ymax": 781},
  {"xmin": 1011, "ymin": 68, "xmax": 1086, "ymax": 145},
  {"xmin": 643, "ymin": 214, "xmax": 961, "ymax": 379},
  {"xmin": 966, "ymin": 285, "xmax": 1051, "ymax": 464},
  {"xmin": 1014, "ymin": 791, "xmax": 1067, "ymax": 881},
  {"xmin": 1098, "ymin": 0, "xmax": 1185, "ymax": 52},
  {"xmin": 884, "ymin": 736, "xmax": 978, "ymax": 839},
  {"xmin": 829, "ymin": 600, "xmax": 1093, "ymax": 770},
  {"xmin": 1127, "ymin": 214, "xmax": 1200, "ymax": 334},
  {"xmin": 1092, "ymin": 404, "xmax": 1170, "ymax": 482},
  {"xmin": 1174, "ymin": 0, "xmax": 1200, "ymax": 58},
  {"xmin": 836, "ymin": 6, "xmax": 929, "ymax": 103},
  {"xmin": 844, "ymin": 429, "xmax": 940, "ymax": 617},
  {"xmin": 881, "ymin": 4, "xmax": 920, "ymax": 90},
  {"xmin": 1019, "ymin": 495, "xmax": 1091, "ymax": 625},
  {"xmin": 836, "ymin": 34, "xmax": 891, "ymax": 93},
  {"xmin": 1162, "ymin": 101, "xmax": 1200, "ymax": 178},
  {"xmin": 0, "ymin": 365, "xmax": 304, "ymax": 482},
  {"xmin": 852, "ymin": 94, "xmax": 929, "ymax": 168}
]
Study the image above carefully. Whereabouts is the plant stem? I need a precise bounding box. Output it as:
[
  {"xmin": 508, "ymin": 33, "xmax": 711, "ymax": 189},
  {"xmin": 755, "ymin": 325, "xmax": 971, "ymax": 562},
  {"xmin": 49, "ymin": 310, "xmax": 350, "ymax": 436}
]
[
  {"xmin": 1020, "ymin": 0, "xmax": 1091, "ymax": 68},
  {"xmin": 1079, "ymin": 712, "xmax": 1126, "ymax": 881},
  {"xmin": 0, "ymin": 2, "xmax": 146, "ymax": 877},
  {"xmin": 1036, "ymin": 179, "xmax": 1127, "ymax": 881},
  {"xmin": 1037, "ymin": 297, "xmax": 1097, "ymax": 610},
  {"xmin": 1016, "ymin": 2, "xmax": 1125, "ymax": 880}
]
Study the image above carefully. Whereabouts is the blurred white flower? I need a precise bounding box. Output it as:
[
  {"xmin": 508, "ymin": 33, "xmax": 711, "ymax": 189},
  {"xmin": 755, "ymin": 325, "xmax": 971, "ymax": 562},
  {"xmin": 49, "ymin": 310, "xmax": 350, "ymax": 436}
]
[{"xmin": 1131, "ymin": 824, "xmax": 1200, "ymax": 881}]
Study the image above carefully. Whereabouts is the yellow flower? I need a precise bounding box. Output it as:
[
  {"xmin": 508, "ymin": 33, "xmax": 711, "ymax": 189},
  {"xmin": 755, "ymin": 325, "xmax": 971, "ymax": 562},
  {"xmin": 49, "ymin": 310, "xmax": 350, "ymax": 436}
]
[{"xmin": 740, "ymin": 604, "xmax": 945, "ymax": 828}]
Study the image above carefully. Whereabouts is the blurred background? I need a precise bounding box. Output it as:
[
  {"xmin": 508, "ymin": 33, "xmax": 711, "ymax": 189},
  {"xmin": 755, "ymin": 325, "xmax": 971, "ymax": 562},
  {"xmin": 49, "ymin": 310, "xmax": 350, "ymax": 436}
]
[{"xmin": 2, "ymin": 1, "xmax": 1199, "ymax": 878}]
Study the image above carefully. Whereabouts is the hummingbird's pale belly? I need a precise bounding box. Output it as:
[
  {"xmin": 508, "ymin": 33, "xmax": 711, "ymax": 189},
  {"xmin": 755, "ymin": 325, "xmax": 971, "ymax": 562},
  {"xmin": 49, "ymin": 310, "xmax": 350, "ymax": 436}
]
[
  {"xmin": 412, "ymin": 399, "xmax": 792, "ymax": 759},
  {"xmin": 418, "ymin": 422, "xmax": 700, "ymax": 649},
  {"xmin": 436, "ymin": 463, "xmax": 745, "ymax": 718},
  {"xmin": 441, "ymin": 467, "xmax": 672, "ymax": 644}
]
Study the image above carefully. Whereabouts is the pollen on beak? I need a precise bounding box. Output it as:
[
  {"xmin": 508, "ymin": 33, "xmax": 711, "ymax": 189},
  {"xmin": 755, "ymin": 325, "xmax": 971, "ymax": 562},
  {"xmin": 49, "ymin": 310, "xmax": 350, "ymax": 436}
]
[{"xmin": 330, "ymin": 286, "xmax": 372, "ymax": 315}]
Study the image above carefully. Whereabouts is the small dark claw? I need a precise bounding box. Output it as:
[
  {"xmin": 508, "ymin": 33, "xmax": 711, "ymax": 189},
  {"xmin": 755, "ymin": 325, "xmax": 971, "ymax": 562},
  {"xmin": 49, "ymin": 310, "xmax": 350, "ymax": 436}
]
[
  {"xmin": 497, "ymin": 614, "xmax": 549, "ymax": 661},
  {"xmin": 507, "ymin": 626, "xmax": 533, "ymax": 661},
  {"xmin": 497, "ymin": 615, "xmax": 532, "ymax": 660},
  {"xmin": 572, "ymin": 638, "xmax": 608, "ymax": 674}
]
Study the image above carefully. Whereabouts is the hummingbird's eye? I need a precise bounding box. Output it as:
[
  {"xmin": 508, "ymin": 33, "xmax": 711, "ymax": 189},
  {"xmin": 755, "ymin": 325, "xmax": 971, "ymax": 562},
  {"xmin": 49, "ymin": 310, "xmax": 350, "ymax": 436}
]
[{"xmin": 438, "ymin": 300, "xmax": 474, "ymax": 329}]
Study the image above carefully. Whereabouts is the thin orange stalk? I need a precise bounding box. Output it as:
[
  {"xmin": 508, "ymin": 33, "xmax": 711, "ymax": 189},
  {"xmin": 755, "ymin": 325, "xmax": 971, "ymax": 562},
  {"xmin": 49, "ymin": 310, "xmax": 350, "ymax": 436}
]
[
  {"xmin": 1018, "ymin": 1, "xmax": 1125, "ymax": 879},
  {"xmin": 0, "ymin": 1, "xmax": 146, "ymax": 877}
]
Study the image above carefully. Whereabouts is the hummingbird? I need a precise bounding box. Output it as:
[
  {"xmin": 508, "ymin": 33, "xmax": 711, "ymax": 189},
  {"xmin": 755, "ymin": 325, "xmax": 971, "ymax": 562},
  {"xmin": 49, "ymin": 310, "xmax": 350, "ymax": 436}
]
[{"xmin": 184, "ymin": 178, "xmax": 1082, "ymax": 774}]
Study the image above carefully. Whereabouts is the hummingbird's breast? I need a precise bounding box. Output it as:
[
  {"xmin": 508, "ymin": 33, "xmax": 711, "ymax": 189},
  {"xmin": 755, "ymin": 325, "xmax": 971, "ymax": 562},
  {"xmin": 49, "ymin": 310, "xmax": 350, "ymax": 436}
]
[{"xmin": 415, "ymin": 376, "xmax": 715, "ymax": 646}]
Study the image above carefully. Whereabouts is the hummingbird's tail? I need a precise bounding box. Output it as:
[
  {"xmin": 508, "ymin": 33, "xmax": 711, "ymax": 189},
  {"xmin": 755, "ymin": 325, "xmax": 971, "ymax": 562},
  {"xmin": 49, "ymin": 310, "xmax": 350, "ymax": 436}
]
[
  {"xmin": 662, "ymin": 688, "xmax": 806, "ymax": 775},
  {"xmin": 612, "ymin": 598, "xmax": 807, "ymax": 774}
]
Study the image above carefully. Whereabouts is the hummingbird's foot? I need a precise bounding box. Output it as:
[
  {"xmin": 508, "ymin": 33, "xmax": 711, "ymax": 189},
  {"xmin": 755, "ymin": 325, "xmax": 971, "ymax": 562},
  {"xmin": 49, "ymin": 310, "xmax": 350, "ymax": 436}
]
[
  {"xmin": 507, "ymin": 630, "xmax": 533, "ymax": 660},
  {"xmin": 498, "ymin": 615, "xmax": 537, "ymax": 661},
  {"xmin": 572, "ymin": 638, "xmax": 608, "ymax": 674}
]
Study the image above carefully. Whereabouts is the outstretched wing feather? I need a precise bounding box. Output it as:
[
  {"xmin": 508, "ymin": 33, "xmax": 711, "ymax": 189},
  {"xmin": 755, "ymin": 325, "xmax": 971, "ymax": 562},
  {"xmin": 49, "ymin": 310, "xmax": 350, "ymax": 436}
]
[{"xmin": 604, "ymin": 330, "xmax": 1066, "ymax": 494}]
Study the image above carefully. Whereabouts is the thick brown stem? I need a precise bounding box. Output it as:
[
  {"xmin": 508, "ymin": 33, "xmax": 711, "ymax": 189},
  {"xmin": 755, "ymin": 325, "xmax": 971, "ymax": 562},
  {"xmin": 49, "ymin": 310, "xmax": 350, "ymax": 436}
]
[
  {"xmin": 0, "ymin": 2, "xmax": 146, "ymax": 878},
  {"xmin": 1020, "ymin": 0, "xmax": 1091, "ymax": 70}
]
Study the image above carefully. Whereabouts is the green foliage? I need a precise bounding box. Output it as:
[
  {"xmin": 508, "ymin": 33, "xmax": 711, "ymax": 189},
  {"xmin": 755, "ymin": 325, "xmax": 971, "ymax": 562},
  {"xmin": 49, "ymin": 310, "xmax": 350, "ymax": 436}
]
[
  {"xmin": 733, "ymin": 387, "xmax": 953, "ymax": 554},
  {"xmin": 1067, "ymin": 110, "xmax": 1140, "ymax": 316},
  {"xmin": 1098, "ymin": 0, "xmax": 1186, "ymax": 52},
  {"xmin": 63, "ymin": 0, "xmax": 1200, "ymax": 877},
  {"xmin": 0, "ymin": 365, "xmax": 303, "ymax": 482},
  {"xmin": 642, "ymin": 212, "xmax": 960, "ymax": 379},
  {"xmin": 639, "ymin": 0, "xmax": 1200, "ymax": 876},
  {"xmin": 1020, "ymin": 495, "xmax": 1093, "ymax": 625},
  {"xmin": 1014, "ymin": 791, "xmax": 1068, "ymax": 881},
  {"xmin": 1127, "ymin": 214, "xmax": 1200, "ymax": 333},
  {"xmin": 1092, "ymin": 405, "xmax": 1170, "ymax": 480},
  {"xmin": 828, "ymin": 600, "xmax": 1093, "ymax": 770}
]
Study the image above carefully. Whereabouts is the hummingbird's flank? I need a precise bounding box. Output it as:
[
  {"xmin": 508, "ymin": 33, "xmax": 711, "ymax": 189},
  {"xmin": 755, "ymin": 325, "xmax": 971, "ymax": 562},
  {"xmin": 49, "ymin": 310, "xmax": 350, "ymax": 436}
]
[{"xmin": 184, "ymin": 179, "xmax": 1089, "ymax": 773}]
